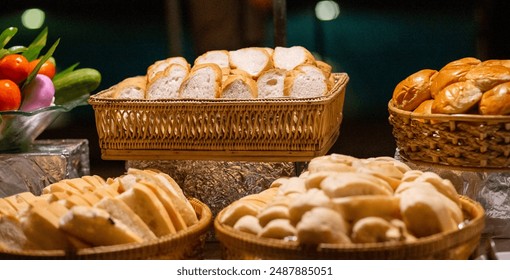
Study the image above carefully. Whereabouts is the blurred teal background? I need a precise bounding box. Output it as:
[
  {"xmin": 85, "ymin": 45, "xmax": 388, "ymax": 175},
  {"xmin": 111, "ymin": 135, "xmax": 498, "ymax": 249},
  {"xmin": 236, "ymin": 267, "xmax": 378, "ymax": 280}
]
[{"xmin": 1, "ymin": 0, "xmax": 506, "ymax": 176}]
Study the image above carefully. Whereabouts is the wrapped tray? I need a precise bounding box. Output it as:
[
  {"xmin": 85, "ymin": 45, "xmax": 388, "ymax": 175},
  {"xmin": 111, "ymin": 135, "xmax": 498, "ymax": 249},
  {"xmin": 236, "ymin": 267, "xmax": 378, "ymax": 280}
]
[{"xmin": 88, "ymin": 73, "xmax": 348, "ymax": 162}]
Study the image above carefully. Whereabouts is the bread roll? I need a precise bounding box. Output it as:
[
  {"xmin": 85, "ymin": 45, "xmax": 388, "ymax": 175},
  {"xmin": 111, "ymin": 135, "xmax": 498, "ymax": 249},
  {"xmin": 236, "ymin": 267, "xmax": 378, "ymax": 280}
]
[
  {"xmin": 179, "ymin": 63, "xmax": 222, "ymax": 99},
  {"xmin": 481, "ymin": 59, "xmax": 510, "ymax": 69},
  {"xmin": 288, "ymin": 188, "xmax": 331, "ymax": 224},
  {"xmin": 430, "ymin": 65, "xmax": 474, "ymax": 98},
  {"xmin": 233, "ymin": 215, "xmax": 262, "ymax": 235},
  {"xmin": 319, "ymin": 172, "xmax": 393, "ymax": 198},
  {"xmin": 146, "ymin": 64, "xmax": 189, "ymax": 99},
  {"xmin": 442, "ymin": 57, "xmax": 481, "ymax": 69},
  {"xmin": 392, "ymin": 69, "xmax": 437, "ymax": 111},
  {"xmin": 112, "ymin": 76, "xmax": 146, "ymax": 99},
  {"xmin": 258, "ymin": 219, "xmax": 296, "ymax": 239},
  {"xmin": 479, "ymin": 81, "xmax": 510, "ymax": 115},
  {"xmin": 351, "ymin": 216, "xmax": 402, "ymax": 243},
  {"xmin": 431, "ymin": 81, "xmax": 483, "ymax": 114},
  {"xmin": 296, "ymin": 207, "xmax": 350, "ymax": 244},
  {"xmin": 257, "ymin": 205, "xmax": 290, "ymax": 227},
  {"xmin": 331, "ymin": 195, "xmax": 401, "ymax": 223},
  {"xmin": 220, "ymin": 201, "xmax": 260, "ymax": 227},
  {"xmin": 229, "ymin": 47, "xmax": 273, "ymax": 79},
  {"xmin": 412, "ymin": 99, "xmax": 433, "ymax": 114},
  {"xmin": 273, "ymin": 46, "xmax": 315, "ymax": 71},
  {"xmin": 464, "ymin": 65, "xmax": 510, "ymax": 92}
]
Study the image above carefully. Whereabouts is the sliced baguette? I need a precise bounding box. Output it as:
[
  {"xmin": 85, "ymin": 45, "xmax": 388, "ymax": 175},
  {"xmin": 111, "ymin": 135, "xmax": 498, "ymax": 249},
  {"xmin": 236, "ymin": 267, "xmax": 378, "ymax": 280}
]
[
  {"xmin": 257, "ymin": 68, "xmax": 287, "ymax": 98},
  {"xmin": 194, "ymin": 50, "xmax": 230, "ymax": 74},
  {"xmin": 220, "ymin": 73, "xmax": 258, "ymax": 99},
  {"xmin": 273, "ymin": 46, "xmax": 316, "ymax": 71},
  {"xmin": 284, "ymin": 65, "xmax": 328, "ymax": 98},
  {"xmin": 112, "ymin": 76, "xmax": 146, "ymax": 99},
  {"xmin": 179, "ymin": 63, "xmax": 222, "ymax": 99},
  {"xmin": 147, "ymin": 56, "xmax": 190, "ymax": 82},
  {"xmin": 146, "ymin": 64, "xmax": 189, "ymax": 99},
  {"xmin": 0, "ymin": 214, "xmax": 35, "ymax": 251},
  {"xmin": 19, "ymin": 206, "xmax": 72, "ymax": 250},
  {"xmin": 229, "ymin": 47, "xmax": 273, "ymax": 79}
]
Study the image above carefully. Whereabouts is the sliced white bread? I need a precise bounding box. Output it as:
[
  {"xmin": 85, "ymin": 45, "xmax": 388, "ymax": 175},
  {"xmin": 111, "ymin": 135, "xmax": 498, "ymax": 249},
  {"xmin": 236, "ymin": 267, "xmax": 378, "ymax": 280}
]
[
  {"xmin": 146, "ymin": 64, "xmax": 189, "ymax": 99},
  {"xmin": 273, "ymin": 46, "xmax": 316, "ymax": 71},
  {"xmin": 229, "ymin": 47, "xmax": 273, "ymax": 79},
  {"xmin": 284, "ymin": 64, "xmax": 328, "ymax": 98},
  {"xmin": 147, "ymin": 56, "xmax": 190, "ymax": 82},
  {"xmin": 179, "ymin": 63, "xmax": 222, "ymax": 99},
  {"xmin": 194, "ymin": 50, "xmax": 230, "ymax": 75},
  {"xmin": 112, "ymin": 76, "xmax": 146, "ymax": 99},
  {"xmin": 0, "ymin": 215, "xmax": 35, "ymax": 251},
  {"xmin": 220, "ymin": 73, "xmax": 258, "ymax": 99},
  {"xmin": 257, "ymin": 68, "xmax": 287, "ymax": 98}
]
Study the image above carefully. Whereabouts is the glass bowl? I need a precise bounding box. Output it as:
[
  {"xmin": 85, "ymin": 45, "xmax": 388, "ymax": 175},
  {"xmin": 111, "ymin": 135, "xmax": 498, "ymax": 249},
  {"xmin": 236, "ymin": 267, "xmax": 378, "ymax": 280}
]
[{"xmin": 0, "ymin": 95, "xmax": 88, "ymax": 152}]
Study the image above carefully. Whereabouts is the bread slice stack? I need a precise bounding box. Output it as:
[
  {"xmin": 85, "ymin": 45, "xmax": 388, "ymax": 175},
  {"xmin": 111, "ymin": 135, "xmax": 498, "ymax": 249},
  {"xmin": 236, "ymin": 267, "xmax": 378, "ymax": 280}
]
[
  {"xmin": 109, "ymin": 46, "xmax": 336, "ymax": 100},
  {"xmin": 0, "ymin": 169, "xmax": 198, "ymax": 251}
]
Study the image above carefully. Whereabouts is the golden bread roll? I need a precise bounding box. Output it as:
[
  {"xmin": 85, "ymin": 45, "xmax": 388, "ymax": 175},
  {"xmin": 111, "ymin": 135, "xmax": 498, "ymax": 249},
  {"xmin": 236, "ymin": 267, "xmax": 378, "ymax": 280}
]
[
  {"xmin": 258, "ymin": 219, "xmax": 296, "ymax": 239},
  {"xmin": 257, "ymin": 205, "xmax": 290, "ymax": 227},
  {"xmin": 412, "ymin": 99, "xmax": 433, "ymax": 114},
  {"xmin": 219, "ymin": 201, "xmax": 260, "ymax": 227},
  {"xmin": 296, "ymin": 207, "xmax": 351, "ymax": 244},
  {"xmin": 331, "ymin": 195, "xmax": 401, "ymax": 223},
  {"xmin": 431, "ymin": 81, "xmax": 483, "ymax": 114},
  {"xmin": 464, "ymin": 65, "xmax": 510, "ymax": 92},
  {"xmin": 403, "ymin": 171, "xmax": 460, "ymax": 207},
  {"xmin": 430, "ymin": 65, "xmax": 474, "ymax": 98},
  {"xmin": 233, "ymin": 215, "xmax": 262, "ymax": 235},
  {"xmin": 481, "ymin": 59, "xmax": 510, "ymax": 69},
  {"xmin": 392, "ymin": 69, "xmax": 437, "ymax": 111},
  {"xmin": 319, "ymin": 172, "xmax": 393, "ymax": 198},
  {"xmin": 479, "ymin": 81, "xmax": 510, "ymax": 115},
  {"xmin": 351, "ymin": 216, "xmax": 402, "ymax": 243},
  {"xmin": 442, "ymin": 57, "xmax": 481, "ymax": 69},
  {"xmin": 288, "ymin": 188, "xmax": 331, "ymax": 224},
  {"xmin": 277, "ymin": 177, "xmax": 307, "ymax": 195}
]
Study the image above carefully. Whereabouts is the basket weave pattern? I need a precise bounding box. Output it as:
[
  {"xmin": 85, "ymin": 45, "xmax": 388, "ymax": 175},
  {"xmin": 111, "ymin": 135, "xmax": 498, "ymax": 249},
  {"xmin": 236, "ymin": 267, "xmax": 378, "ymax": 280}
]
[
  {"xmin": 388, "ymin": 101, "xmax": 510, "ymax": 169},
  {"xmin": 89, "ymin": 73, "xmax": 348, "ymax": 161}
]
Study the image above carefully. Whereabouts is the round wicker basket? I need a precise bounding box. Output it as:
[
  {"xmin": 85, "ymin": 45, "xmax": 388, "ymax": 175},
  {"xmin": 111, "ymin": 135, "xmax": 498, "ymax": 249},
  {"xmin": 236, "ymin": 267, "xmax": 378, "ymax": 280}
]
[
  {"xmin": 0, "ymin": 198, "xmax": 212, "ymax": 260},
  {"xmin": 214, "ymin": 196, "xmax": 485, "ymax": 260},
  {"xmin": 388, "ymin": 100, "xmax": 510, "ymax": 170}
]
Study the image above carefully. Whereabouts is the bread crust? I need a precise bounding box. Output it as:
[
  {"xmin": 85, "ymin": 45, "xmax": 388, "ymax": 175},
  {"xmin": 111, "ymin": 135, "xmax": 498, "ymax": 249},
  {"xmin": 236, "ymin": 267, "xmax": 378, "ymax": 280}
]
[
  {"xmin": 479, "ymin": 81, "xmax": 510, "ymax": 115},
  {"xmin": 392, "ymin": 69, "xmax": 437, "ymax": 111}
]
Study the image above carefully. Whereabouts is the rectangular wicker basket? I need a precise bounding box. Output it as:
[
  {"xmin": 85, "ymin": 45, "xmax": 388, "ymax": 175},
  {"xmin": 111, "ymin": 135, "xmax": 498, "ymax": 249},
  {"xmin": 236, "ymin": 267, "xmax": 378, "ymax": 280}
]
[{"xmin": 89, "ymin": 73, "xmax": 348, "ymax": 162}]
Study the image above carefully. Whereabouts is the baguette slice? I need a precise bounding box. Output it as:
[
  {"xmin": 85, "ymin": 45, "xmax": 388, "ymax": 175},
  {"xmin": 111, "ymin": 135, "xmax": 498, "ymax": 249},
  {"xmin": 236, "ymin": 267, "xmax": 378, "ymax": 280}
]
[
  {"xmin": 219, "ymin": 73, "xmax": 258, "ymax": 99},
  {"xmin": 179, "ymin": 63, "xmax": 222, "ymax": 99},
  {"xmin": 118, "ymin": 183, "xmax": 176, "ymax": 237},
  {"xmin": 194, "ymin": 50, "xmax": 230, "ymax": 74},
  {"xmin": 284, "ymin": 65, "xmax": 328, "ymax": 98},
  {"xmin": 59, "ymin": 206, "xmax": 143, "ymax": 246},
  {"xmin": 112, "ymin": 76, "xmax": 146, "ymax": 99},
  {"xmin": 229, "ymin": 47, "xmax": 273, "ymax": 79},
  {"xmin": 20, "ymin": 206, "xmax": 72, "ymax": 250},
  {"xmin": 147, "ymin": 56, "xmax": 190, "ymax": 82},
  {"xmin": 95, "ymin": 197, "xmax": 157, "ymax": 242},
  {"xmin": 146, "ymin": 64, "xmax": 189, "ymax": 99},
  {"xmin": 273, "ymin": 46, "xmax": 316, "ymax": 71},
  {"xmin": 257, "ymin": 68, "xmax": 286, "ymax": 98},
  {"xmin": 0, "ymin": 215, "xmax": 35, "ymax": 251}
]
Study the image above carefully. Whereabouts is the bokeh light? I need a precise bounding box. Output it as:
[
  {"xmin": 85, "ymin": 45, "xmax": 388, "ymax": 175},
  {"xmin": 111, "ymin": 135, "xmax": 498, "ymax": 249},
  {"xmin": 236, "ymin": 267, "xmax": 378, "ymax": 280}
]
[
  {"xmin": 315, "ymin": 1, "xmax": 340, "ymax": 21},
  {"xmin": 21, "ymin": 8, "xmax": 45, "ymax": 29}
]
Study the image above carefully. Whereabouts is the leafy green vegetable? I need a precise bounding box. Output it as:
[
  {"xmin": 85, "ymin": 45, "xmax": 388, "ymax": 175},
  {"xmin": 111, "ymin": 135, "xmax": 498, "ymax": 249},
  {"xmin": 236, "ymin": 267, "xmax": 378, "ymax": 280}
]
[
  {"xmin": 0, "ymin": 27, "xmax": 17, "ymax": 49},
  {"xmin": 22, "ymin": 38, "xmax": 60, "ymax": 89},
  {"xmin": 22, "ymin": 27, "xmax": 48, "ymax": 61}
]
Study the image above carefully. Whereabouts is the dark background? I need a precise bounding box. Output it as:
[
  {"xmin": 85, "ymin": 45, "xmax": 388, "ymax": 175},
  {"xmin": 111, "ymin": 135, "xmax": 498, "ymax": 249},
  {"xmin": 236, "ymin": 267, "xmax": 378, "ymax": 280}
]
[{"xmin": 2, "ymin": 0, "xmax": 509, "ymax": 178}]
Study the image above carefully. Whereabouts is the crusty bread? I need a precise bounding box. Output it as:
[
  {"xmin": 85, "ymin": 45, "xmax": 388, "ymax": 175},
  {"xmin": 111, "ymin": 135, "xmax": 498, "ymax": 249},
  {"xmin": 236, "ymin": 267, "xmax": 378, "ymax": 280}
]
[
  {"xmin": 392, "ymin": 69, "xmax": 437, "ymax": 111},
  {"xmin": 179, "ymin": 63, "xmax": 222, "ymax": 99},
  {"xmin": 233, "ymin": 215, "xmax": 262, "ymax": 235},
  {"xmin": 430, "ymin": 65, "xmax": 474, "ymax": 98},
  {"xmin": 442, "ymin": 57, "xmax": 481, "ymax": 69},
  {"xmin": 431, "ymin": 81, "xmax": 483, "ymax": 114},
  {"xmin": 147, "ymin": 56, "xmax": 190, "ymax": 82},
  {"xmin": 315, "ymin": 60, "xmax": 332, "ymax": 79},
  {"xmin": 273, "ymin": 46, "xmax": 316, "ymax": 71},
  {"xmin": 479, "ymin": 81, "xmax": 510, "ymax": 115},
  {"xmin": 296, "ymin": 207, "xmax": 350, "ymax": 244},
  {"xmin": 464, "ymin": 65, "xmax": 510, "ymax": 92},
  {"xmin": 59, "ymin": 206, "xmax": 143, "ymax": 246},
  {"xmin": 412, "ymin": 99, "xmax": 434, "ymax": 114},
  {"xmin": 351, "ymin": 217, "xmax": 402, "ymax": 243},
  {"xmin": 95, "ymin": 197, "xmax": 157, "ymax": 242},
  {"xmin": 284, "ymin": 65, "xmax": 328, "ymax": 98},
  {"xmin": 146, "ymin": 64, "xmax": 189, "ymax": 99},
  {"xmin": 118, "ymin": 183, "xmax": 176, "ymax": 237},
  {"xmin": 0, "ymin": 215, "xmax": 35, "ymax": 251},
  {"xmin": 112, "ymin": 76, "xmax": 146, "ymax": 99},
  {"xmin": 229, "ymin": 47, "xmax": 273, "ymax": 79},
  {"xmin": 220, "ymin": 73, "xmax": 258, "ymax": 99},
  {"xmin": 19, "ymin": 206, "xmax": 72, "ymax": 250},
  {"xmin": 331, "ymin": 195, "xmax": 401, "ymax": 223},
  {"xmin": 194, "ymin": 50, "xmax": 230, "ymax": 74},
  {"xmin": 257, "ymin": 68, "xmax": 286, "ymax": 98}
]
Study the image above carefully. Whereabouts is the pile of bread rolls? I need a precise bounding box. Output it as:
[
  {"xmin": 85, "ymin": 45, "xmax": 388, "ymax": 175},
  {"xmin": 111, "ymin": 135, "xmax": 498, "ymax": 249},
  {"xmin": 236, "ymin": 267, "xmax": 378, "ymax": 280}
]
[
  {"xmin": 219, "ymin": 154, "xmax": 464, "ymax": 244},
  {"xmin": 0, "ymin": 168, "xmax": 198, "ymax": 252},
  {"xmin": 110, "ymin": 46, "xmax": 336, "ymax": 100},
  {"xmin": 392, "ymin": 57, "xmax": 510, "ymax": 115}
]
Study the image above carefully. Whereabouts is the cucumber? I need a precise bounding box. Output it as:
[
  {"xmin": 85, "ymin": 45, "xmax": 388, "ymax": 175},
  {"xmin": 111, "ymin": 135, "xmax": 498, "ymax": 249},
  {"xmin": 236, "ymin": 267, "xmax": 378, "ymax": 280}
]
[{"xmin": 53, "ymin": 68, "xmax": 101, "ymax": 105}]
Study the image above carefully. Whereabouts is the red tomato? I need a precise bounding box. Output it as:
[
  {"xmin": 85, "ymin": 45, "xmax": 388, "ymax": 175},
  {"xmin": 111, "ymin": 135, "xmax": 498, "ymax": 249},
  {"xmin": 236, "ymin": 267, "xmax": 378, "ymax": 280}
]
[
  {"xmin": 29, "ymin": 59, "xmax": 56, "ymax": 79},
  {"xmin": 0, "ymin": 79, "xmax": 21, "ymax": 111},
  {"xmin": 0, "ymin": 54, "xmax": 30, "ymax": 84}
]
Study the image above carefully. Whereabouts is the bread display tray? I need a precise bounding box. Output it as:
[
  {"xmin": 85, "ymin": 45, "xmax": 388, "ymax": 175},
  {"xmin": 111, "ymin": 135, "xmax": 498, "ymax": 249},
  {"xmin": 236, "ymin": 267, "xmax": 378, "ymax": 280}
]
[
  {"xmin": 388, "ymin": 100, "xmax": 510, "ymax": 169},
  {"xmin": 0, "ymin": 198, "xmax": 212, "ymax": 260},
  {"xmin": 88, "ymin": 73, "xmax": 348, "ymax": 162},
  {"xmin": 214, "ymin": 196, "xmax": 484, "ymax": 260}
]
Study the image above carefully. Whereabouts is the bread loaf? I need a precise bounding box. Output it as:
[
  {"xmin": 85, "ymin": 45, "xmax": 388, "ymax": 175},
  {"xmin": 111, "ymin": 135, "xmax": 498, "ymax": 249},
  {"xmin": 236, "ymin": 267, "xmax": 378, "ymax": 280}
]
[
  {"xmin": 431, "ymin": 81, "xmax": 482, "ymax": 114},
  {"xmin": 392, "ymin": 69, "xmax": 437, "ymax": 111}
]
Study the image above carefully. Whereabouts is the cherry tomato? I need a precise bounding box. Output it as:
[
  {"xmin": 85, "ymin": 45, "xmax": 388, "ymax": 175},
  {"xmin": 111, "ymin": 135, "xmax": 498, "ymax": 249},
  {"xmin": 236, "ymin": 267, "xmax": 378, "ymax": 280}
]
[
  {"xmin": 0, "ymin": 79, "xmax": 21, "ymax": 111},
  {"xmin": 29, "ymin": 59, "xmax": 56, "ymax": 79},
  {"xmin": 0, "ymin": 54, "xmax": 30, "ymax": 84}
]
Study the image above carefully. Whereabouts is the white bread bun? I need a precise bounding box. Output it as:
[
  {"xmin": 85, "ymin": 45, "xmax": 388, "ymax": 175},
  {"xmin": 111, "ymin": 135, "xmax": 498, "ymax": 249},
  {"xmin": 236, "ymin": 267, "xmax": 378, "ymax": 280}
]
[
  {"xmin": 146, "ymin": 64, "xmax": 189, "ymax": 99},
  {"xmin": 284, "ymin": 65, "xmax": 328, "ymax": 98},
  {"xmin": 319, "ymin": 172, "xmax": 393, "ymax": 198},
  {"xmin": 229, "ymin": 47, "xmax": 273, "ymax": 79},
  {"xmin": 257, "ymin": 205, "xmax": 290, "ymax": 227},
  {"xmin": 431, "ymin": 81, "xmax": 483, "ymax": 114},
  {"xmin": 233, "ymin": 215, "xmax": 262, "ymax": 235},
  {"xmin": 95, "ymin": 197, "xmax": 157, "ymax": 242},
  {"xmin": 273, "ymin": 46, "xmax": 316, "ymax": 71},
  {"xmin": 392, "ymin": 69, "xmax": 437, "ymax": 111},
  {"xmin": 288, "ymin": 188, "xmax": 331, "ymax": 224},
  {"xmin": 147, "ymin": 56, "xmax": 190, "ymax": 81},
  {"xmin": 194, "ymin": 50, "xmax": 230, "ymax": 73},
  {"xmin": 112, "ymin": 76, "xmax": 147, "ymax": 99},
  {"xmin": 479, "ymin": 81, "xmax": 510, "ymax": 115},
  {"xmin": 351, "ymin": 216, "xmax": 403, "ymax": 243},
  {"xmin": 220, "ymin": 73, "xmax": 258, "ymax": 99},
  {"xmin": 258, "ymin": 218, "xmax": 296, "ymax": 239},
  {"xmin": 179, "ymin": 63, "xmax": 222, "ymax": 99},
  {"xmin": 257, "ymin": 68, "xmax": 286, "ymax": 98},
  {"xmin": 331, "ymin": 195, "xmax": 401, "ymax": 223},
  {"xmin": 59, "ymin": 206, "xmax": 143, "ymax": 246},
  {"xmin": 296, "ymin": 207, "xmax": 351, "ymax": 244}
]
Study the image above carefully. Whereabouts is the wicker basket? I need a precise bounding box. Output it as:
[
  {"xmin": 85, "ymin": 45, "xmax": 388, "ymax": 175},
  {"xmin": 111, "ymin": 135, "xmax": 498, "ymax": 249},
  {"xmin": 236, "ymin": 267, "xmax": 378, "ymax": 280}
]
[
  {"xmin": 0, "ymin": 198, "xmax": 212, "ymax": 260},
  {"xmin": 88, "ymin": 73, "xmax": 348, "ymax": 162},
  {"xmin": 388, "ymin": 100, "xmax": 510, "ymax": 170},
  {"xmin": 214, "ymin": 196, "xmax": 484, "ymax": 260}
]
